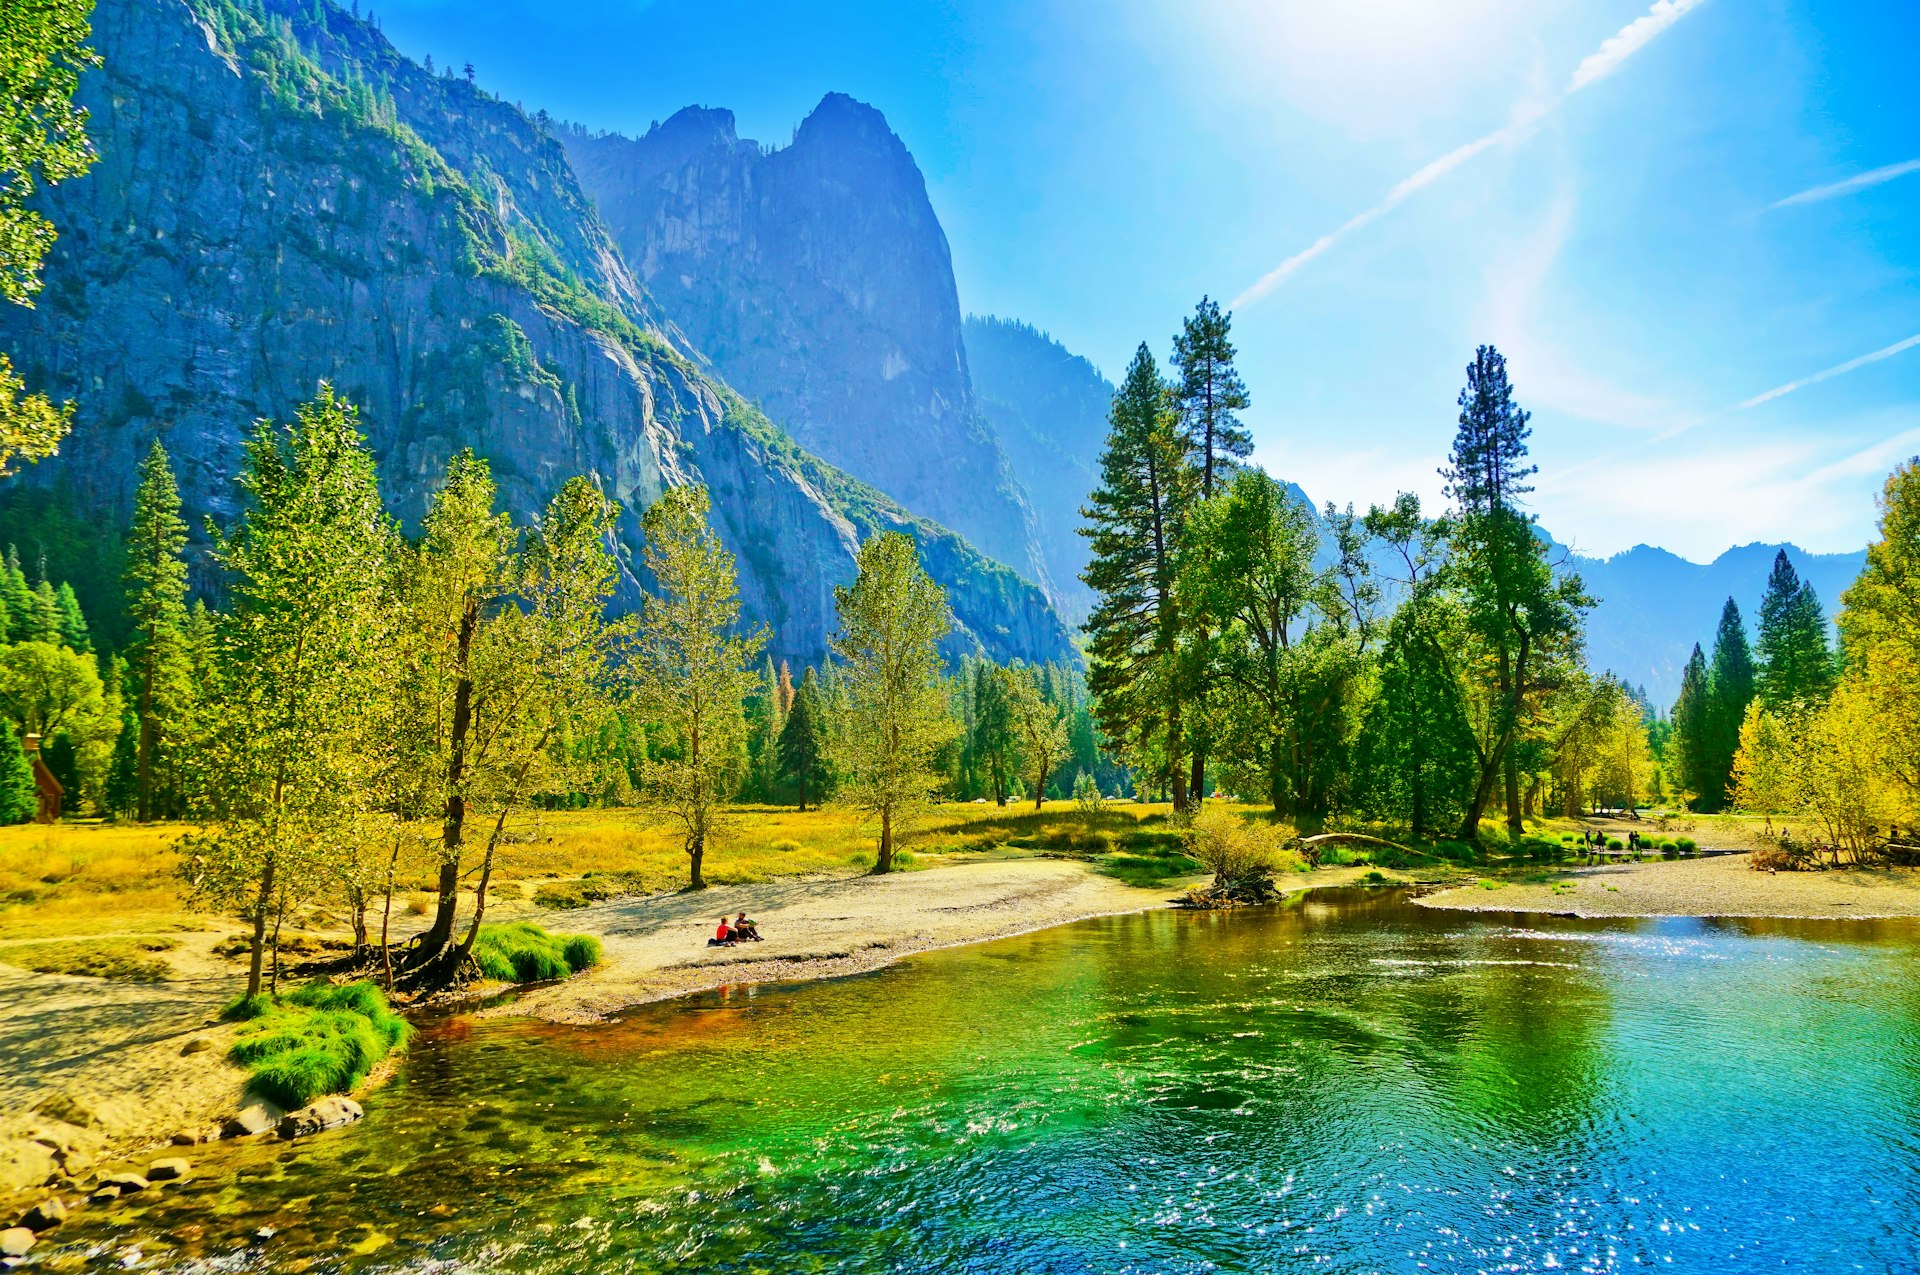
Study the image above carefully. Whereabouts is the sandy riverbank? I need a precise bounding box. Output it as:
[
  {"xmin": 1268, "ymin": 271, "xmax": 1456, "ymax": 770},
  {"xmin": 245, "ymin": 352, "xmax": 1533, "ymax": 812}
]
[
  {"xmin": 499, "ymin": 856, "xmax": 1239, "ymax": 1023},
  {"xmin": 1418, "ymin": 851, "xmax": 1920, "ymax": 920}
]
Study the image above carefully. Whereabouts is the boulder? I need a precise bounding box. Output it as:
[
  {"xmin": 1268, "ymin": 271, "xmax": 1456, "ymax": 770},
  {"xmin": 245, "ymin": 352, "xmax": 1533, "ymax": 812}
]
[
  {"xmin": 220, "ymin": 1104, "xmax": 278, "ymax": 1139},
  {"xmin": 87, "ymin": 1186, "xmax": 120, "ymax": 1205},
  {"xmin": 276, "ymin": 1096, "xmax": 363, "ymax": 1140},
  {"xmin": 19, "ymin": 1198, "xmax": 65, "ymax": 1231},
  {"xmin": 99, "ymin": 1173, "xmax": 148, "ymax": 1194},
  {"xmin": 146, "ymin": 1158, "xmax": 190, "ymax": 1182},
  {"xmin": 0, "ymin": 1230, "xmax": 32, "ymax": 1258}
]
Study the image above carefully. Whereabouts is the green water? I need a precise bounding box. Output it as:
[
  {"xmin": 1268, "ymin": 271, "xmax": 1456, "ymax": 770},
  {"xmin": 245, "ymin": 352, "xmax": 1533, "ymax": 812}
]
[{"xmin": 41, "ymin": 888, "xmax": 1920, "ymax": 1273}]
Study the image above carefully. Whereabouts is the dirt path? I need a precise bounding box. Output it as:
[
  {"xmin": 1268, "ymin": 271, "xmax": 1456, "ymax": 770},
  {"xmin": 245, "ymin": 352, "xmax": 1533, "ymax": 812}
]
[
  {"xmin": 0, "ymin": 961, "xmax": 243, "ymax": 1197},
  {"xmin": 1418, "ymin": 852, "xmax": 1920, "ymax": 919}
]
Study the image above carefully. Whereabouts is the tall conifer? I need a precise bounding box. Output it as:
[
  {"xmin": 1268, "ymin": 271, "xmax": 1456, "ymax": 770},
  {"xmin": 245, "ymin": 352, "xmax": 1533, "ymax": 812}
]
[
  {"xmin": 123, "ymin": 439, "xmax": 190, "ymax": 821},
  {"xmin": 1081, "ymin": 345, "xmax": 1197, "ymax": 808},
  {"xmin": 1701, "ymin": 598, "xmax": 1755, "ymax": 810},
  {"xmin": 1756, "ymin": 551, "xmax": 1835, "ymax": 712}
]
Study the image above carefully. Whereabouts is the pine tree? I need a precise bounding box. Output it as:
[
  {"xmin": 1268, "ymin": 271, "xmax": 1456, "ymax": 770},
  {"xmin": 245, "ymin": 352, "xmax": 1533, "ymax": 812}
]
[
  {"xmin": 1701, "ymin": 598, "xmax": 1755, "ymax": 810},
  {"xmin": 1172, "ymin": 297, "xmax": 1252, "ymax": 499},
  {"xmin": 1441, "ymin": 345, "xmax": 1589, "ymax": 840},
  {"xmin": 1081, "ymin": 344, "xmax": 1197, "ymax": 809},
  {"xmin": 0, "ymin": 738, "xmax": 34, "ymax": 824},
  {"xmin": 777, "ymin": 667, "xmax": 827, "ymax": 811},
  {"xmin": 53, "ymin": 582, "xmax": 87, "ymax": 651},
  {"xmin": 25, "ymin": 578, "xmax": 57, "ymax": 643},
  {"xmin": 1755, "ymin": 550, "xmax": 1835, "ymax": 712},
  {"xmin": 123, "ymin": 439, "xmax": 190, "ymax": 821},
  {"xmin": 744, "ymin": 656, "xmax": 785, "ymax": 802},
  {"xmin": 829, "ymin": 532, "xmax": 956, "ymax": 873},
  {"xmin": 0, "ymin": 547, "xmax": 30, "ymax": 642},
  {"xmin": 1668, "ymin": 643, "xmax": 1711, "ymax": 807}
]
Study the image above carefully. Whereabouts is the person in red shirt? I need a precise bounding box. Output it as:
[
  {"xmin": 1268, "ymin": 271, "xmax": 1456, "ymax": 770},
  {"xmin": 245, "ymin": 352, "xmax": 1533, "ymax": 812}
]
[{"xmin": 711, "ymin": 917, "xmax": 734, "ymax": 946}]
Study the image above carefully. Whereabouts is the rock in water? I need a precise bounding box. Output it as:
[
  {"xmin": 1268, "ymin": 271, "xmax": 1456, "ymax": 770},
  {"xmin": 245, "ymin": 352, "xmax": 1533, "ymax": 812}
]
[
  {"xmin": 18, "ymin": 1198, "xmax": 65, "ymax": 1232},
  {"xmin": 98, "ymin": 1173, "xmax": 148, "ymax": 1195},
  {"xmin": 146, "ymin": 1159, "xmax": 190, "ymax": 1182},
  {"xmin": 220, "ymin": 1105, "xmax": 278, "ymax": 1139},
  {"xmin": 1, "ymin": 1228, "xmax": 35, "ymax": 1257},
  {"xmin": 277, "ymin": 1097, "xmax": 364, "ymax": 1140}
]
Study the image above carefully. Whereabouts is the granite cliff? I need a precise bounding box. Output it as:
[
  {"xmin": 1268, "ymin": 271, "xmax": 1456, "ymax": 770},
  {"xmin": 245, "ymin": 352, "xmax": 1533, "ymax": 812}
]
[
  {"xmin": 562, "ymin": 101, "xmax": 1056, "ymax": 608},
  {"xmin": 0, "ymin": 0, "xmax": 1073, "ymax": 666}
]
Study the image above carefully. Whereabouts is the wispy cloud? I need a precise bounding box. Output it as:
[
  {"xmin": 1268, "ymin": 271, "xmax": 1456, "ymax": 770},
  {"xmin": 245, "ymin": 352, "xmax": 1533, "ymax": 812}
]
[
  {"xmin": 1732, "ymin": 333, "xmax": 1920, "ymax": 411},
  {"xmin": 1769, "ymin": 158, "xmax": 1920, "ymax": 210},
  {"xmin": 1229, "ymin": 0, "xmax": 1708, "ymax": 311}
]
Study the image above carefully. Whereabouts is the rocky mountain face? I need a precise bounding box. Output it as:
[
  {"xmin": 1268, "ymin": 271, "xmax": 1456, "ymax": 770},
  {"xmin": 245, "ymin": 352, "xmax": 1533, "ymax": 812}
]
[
  {"xmin": 0, "ymin": 0, "xmax": 1073, "ymax": 668},
  {"xmin": 962, "ymin": 317, "xmax": 1112, "ymax": 626},
  {"xmin": 1570, "ymin": 541, "xmax": 1863, "ymax": 706},
  {"xmin": 562, "ymin": 101, "xmax": 1057, "ymax": 607}
]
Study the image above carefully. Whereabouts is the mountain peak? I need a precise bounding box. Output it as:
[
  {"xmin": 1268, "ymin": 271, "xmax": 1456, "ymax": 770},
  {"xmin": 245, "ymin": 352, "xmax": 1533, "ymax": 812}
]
[{"xmin": 795, "ymin": 92, "xmax": 901, "ymax": 153}]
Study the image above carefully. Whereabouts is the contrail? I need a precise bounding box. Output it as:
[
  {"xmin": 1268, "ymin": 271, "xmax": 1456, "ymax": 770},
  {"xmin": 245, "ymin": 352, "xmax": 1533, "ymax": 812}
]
[
  {"xmin": 1731, "ymin": 333, "xmax": 1920, "ymax": 412},
  {"xmin": 1770, "ymin": 158, "xmax": 1920, "ymax": 210},
  {"xmin": 1230, "ymin": 0, "xmax": 1707, "ymax": 311}
]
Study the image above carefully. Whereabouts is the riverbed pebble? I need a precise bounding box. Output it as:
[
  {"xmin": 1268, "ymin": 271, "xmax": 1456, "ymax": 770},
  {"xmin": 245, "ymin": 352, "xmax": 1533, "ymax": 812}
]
[
  {"xmin": 0, "ymin": 1229, "xmax": 33, "ymax": 1258},
  {"xmin": 99, "ymin": 1173, "xmax": 149, "ymax": 1195},
  {"xmin": 147, "ymin": 1159, "xmax": 190, "ymax": 1182},
  {"xmin": 19, "ymin": 1198, "xmax": 65, "ymax": 1231},
  {"xmin": 277, "ymin": 1096, "xmax": 363, "ymax": 1140}
]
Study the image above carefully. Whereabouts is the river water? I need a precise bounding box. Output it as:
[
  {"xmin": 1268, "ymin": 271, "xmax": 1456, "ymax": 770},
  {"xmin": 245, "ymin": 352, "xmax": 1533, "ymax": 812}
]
[{"xmin": 38, "ymin": 888, "xmax": 1920, "ymax": 1273}]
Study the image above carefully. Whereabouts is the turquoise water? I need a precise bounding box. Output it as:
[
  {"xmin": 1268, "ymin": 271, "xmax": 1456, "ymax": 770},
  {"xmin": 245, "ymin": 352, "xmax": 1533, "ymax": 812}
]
[{"xmin": 46, "ymin": 889, "xmax": 1920, "ymax": 1272}]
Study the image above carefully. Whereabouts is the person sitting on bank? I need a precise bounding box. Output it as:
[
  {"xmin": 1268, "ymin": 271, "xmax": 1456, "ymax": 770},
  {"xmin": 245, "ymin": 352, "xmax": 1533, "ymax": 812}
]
[
  {"xmin": 733, "ymin": 911, "xmax": 763, "ymax": 941},
  {"xmin": 709, "ymin": 917, "xmax": 735, "ymax": 947}
]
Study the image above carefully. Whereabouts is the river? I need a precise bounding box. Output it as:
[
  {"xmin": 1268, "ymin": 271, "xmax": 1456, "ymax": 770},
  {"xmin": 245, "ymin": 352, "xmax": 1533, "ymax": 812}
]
[{"xmin": 38, "ymin": 888, "xmax": 1920, "ymax": 1273}]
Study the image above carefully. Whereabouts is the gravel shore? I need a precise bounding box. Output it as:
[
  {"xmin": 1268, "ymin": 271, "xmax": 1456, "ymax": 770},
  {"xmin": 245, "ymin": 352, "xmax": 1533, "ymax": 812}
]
[{"xmin": 1417, "ymin": 851, "xmax": 1920, "ymax": 920}]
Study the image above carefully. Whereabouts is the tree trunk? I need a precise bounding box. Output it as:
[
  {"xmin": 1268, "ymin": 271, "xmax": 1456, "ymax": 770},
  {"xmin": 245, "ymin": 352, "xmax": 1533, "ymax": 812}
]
[
  {"xmin": 1269, "ymin": 736, "xmax": 1285, "ymax": 815},
  {"xmin": 1033, "ymin": 766, "xmax": 1047, "ymax": 811},
  {"xmin": 688, "ymin": 828, "xmax": 706, "ymax": 889},
  {"xmin": 1189, "ymin": 749, "xmax": 1205, "ymax": 807},
  {"xmin": 268, "ymin": 898, "xmax": 286, "ymax": 995},
  {"xmin": 244, "ymin": 857, "xmax": 276, "ymax": 1000},
  {"xmin": 874, "ymin": 806, "xmax": 894, "ymax": 874},
  {"xmin": 350, "ymin": 887, "xmax": 368, "ymax": 955},
  {"xmin": 424, "ymin": 598, "xmax": 478, "ymax": 954},
  {"xmin": 1503, "ymin": 748, "xmax": 1522, "ymax": 839}
]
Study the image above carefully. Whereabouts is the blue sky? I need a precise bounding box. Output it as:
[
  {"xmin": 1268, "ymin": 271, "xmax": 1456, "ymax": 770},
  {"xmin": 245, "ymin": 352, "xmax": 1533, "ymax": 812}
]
[{"xmin": 373, "ymin": 0, "xmax": 1918, "ymax": 562}]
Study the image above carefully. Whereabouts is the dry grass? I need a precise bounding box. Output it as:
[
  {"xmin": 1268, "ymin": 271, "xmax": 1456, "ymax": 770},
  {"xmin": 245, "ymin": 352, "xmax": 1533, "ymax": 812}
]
[{"xmin": 0, "ymin": 800, "xmax": 1235, "ymax": 944}]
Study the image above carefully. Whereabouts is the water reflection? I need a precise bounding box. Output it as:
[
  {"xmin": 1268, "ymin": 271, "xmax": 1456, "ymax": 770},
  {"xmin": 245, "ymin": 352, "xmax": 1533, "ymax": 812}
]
[{"xmin": 35, "ymin": 889, "xmax": 1920, "ymax": 1274}]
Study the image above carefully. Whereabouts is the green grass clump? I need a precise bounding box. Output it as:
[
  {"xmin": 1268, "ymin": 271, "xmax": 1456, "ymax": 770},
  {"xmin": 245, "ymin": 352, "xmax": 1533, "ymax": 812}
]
[
  {"xmin": 1099, "ymin": 851, "xmax": 1201, "ymax": 888},
  {"xmin": 1606, "ymin": 838, "xmax": 1626, "ymax": 852},
  {"xmin": 226, "ymin": 980, "xmax": 412, "ymax": 1110},
  {"xmin": 1430, "ymin": 840, "xmax": 1479, "ymax": 863},
  {"xmin": 469, "ymin": 921, "xmax": 603, "ymax": 984},
  {"xmin": 1675, "ymin": 836, "xmax": 1697, "ymax": 854}
]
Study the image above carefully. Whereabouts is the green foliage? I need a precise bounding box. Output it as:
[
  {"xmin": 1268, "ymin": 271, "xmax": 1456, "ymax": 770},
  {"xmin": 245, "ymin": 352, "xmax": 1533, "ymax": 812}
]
[
  {"xmin": 630, "ymin": 486, "xmax": 765, "ymax": 889},
  {"xmin": 1100, "ymin": 851, "xmax": 1201, "ymax": 888},
  {"xmin": 777, "ymin": 666, "xmax": 830, "ymax": 810},
  {"xmin": 829, "ymin": 532, "xmax": 957, "ymax": 872},
  {"xmin": 469, "ymin": 921, "xmax": 602, "ymax": 983},
  {"xmin": 226, "ymin": 980, "xmax": 412, "ymax": 1109}
]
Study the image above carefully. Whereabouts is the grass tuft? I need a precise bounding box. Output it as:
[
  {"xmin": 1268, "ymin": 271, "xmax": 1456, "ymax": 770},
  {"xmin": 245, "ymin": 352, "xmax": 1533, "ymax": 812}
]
[
  {"xmin": 226, "ymin": 980, "xmax": 411, "ymax": 1109},
  {"xmin": 470, "ymin": 921, "xmax": 602, "ymax": 984}
]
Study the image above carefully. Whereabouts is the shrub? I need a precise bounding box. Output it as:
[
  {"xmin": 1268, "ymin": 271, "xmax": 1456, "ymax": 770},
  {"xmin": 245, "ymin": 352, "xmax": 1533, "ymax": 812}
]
[
  {"xmin": 1184, "ymin": 806, "xmax": 1301, "ymax": 900},
  {"xmin": 1431, "ymin": 840, "xmax": 1478, "ymax": 863},
  {"xmin": 1675, "ymin": 836, "xmax": 1697, "ymax": 854},
  {"xmin": 772, "ymin": 839, "xmax": 801, "ymax": 854},
  {"xmin": 1606, "ymin": 838, "xmax": 1625, "ymax": 852},
  {"xmin": 226, "ymin": 980, "xmax": 412, "ymax": 1109},
  {"xmin": 470, "ymin": 921, "xmax": 603, "ymax": 984}
]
